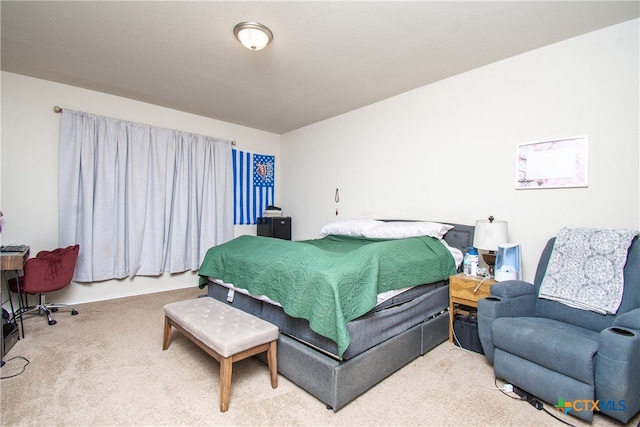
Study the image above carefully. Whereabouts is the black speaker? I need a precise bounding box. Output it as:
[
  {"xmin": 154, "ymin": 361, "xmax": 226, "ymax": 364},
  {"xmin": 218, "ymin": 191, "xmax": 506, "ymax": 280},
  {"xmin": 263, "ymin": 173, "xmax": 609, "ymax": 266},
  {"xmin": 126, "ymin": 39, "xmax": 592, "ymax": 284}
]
[
  {"xmin": 453, "ymin": 312, "xmax": 484, "ymax": 354},
  {"xmin": 2, "ymin": 309, "xmax": 19, "ymax": 359},
  {"xmin": 257, "ymin": 217, "xmax": 292, "ymax": 240}
]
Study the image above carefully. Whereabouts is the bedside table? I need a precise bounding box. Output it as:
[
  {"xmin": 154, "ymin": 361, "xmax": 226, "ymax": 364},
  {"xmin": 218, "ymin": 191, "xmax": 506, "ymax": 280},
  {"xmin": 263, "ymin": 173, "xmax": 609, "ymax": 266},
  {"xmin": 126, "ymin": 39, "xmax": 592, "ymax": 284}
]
[{"xmin": 448, "ymin": 273, "xmax": 496, "ymax": 342}]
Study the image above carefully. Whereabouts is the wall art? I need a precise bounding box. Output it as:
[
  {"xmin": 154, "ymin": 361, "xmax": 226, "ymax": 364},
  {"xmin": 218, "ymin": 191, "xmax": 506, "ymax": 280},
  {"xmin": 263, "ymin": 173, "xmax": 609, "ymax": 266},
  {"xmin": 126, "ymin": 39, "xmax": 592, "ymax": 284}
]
[{"xmin": 516, "ymin": 136, "xmax": 588, "ymax": 189}]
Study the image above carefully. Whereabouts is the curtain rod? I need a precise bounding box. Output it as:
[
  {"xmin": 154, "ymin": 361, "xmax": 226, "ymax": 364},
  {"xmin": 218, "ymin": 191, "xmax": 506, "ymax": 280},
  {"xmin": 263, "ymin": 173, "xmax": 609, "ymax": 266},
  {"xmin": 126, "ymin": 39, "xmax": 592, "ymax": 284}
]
[{"xmin": 53, "ymin": 106, "xmax": 236, "ymax": 146}]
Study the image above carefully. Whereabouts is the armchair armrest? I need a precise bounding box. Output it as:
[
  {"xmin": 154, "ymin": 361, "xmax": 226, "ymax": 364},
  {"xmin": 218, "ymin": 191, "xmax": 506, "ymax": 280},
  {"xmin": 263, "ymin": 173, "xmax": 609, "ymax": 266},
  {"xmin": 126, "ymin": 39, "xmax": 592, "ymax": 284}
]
[
  {"xmin": 477, "ymin": 280, "xmax": 537, "ymax": 363},
  {"xmin": 612, "ymin": 307, "xmax": 640, "ymax": 332},
  {"xmin": 489, "ymin": 280, "xmax": 536, "ymax": 299},
  {"xmin": 596, "ymin": 309, "xmax": 640, "ymax": 423}
]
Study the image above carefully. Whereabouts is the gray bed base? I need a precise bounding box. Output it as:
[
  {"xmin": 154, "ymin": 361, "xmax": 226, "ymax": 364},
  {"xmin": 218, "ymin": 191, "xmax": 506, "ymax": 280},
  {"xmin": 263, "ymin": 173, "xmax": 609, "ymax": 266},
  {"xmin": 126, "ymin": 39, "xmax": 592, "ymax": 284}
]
[
  {"xmin": 208, "ymin": 280, "xmax": 448, "ymax": 360},
  {"xmin": 258, "ymin": 311, "xmax": 449, "ymax": 411},
  {"xmin": 207, "ymin": 222, "xmax": 474, "ymax": 411}
]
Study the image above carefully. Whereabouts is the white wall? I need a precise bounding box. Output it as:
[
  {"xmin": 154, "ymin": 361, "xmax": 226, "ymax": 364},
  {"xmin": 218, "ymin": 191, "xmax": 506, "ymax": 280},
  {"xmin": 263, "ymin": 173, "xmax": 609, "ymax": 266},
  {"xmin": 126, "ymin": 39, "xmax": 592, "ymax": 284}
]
[
  {"xmin": 2, "ymin": 19, "xmax": 638, "ymax": 308},
  {"xmin": 280, "ymin": 19, "xmax": 640, "ymax": 281},
  {"xmin": 1, "ymin": 72, "xmax": 280, "ymax": 305}
]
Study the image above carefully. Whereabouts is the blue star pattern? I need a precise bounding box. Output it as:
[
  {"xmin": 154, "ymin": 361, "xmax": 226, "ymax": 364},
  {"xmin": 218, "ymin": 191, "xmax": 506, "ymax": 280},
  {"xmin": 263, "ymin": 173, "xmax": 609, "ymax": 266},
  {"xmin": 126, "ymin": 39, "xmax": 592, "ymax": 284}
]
[{"xmin": 254, "ymin": 154, "xmax": 275, "ymax": 187}]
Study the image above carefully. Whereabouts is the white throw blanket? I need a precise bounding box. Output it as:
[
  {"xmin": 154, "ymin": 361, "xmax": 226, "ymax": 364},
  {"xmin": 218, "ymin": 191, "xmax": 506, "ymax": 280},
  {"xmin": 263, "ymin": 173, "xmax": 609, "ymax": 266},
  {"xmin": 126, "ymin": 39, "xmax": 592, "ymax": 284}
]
[{"xmin": 539, "ymin": 227, "xmax": 638, "ymax": 315}]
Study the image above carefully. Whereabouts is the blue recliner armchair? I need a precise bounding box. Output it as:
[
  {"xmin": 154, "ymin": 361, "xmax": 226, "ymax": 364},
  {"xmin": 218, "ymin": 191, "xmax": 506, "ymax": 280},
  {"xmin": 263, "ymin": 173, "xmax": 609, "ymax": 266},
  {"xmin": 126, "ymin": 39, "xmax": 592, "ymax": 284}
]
[{"xmin": 478, "ymin": 235, "xmax": 640, "ymax": 423}]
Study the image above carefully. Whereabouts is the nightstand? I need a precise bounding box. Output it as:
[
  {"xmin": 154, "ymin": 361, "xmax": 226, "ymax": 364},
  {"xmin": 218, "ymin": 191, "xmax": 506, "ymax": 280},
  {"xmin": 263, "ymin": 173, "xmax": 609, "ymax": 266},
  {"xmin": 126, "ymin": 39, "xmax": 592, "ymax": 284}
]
[
  {"xmin": 448, "ymin": 273, "xmax": 496, "ymax": 342},
  {"xmin": 257, "ymin": 217, "xmax": 292, "ymax": 240}
]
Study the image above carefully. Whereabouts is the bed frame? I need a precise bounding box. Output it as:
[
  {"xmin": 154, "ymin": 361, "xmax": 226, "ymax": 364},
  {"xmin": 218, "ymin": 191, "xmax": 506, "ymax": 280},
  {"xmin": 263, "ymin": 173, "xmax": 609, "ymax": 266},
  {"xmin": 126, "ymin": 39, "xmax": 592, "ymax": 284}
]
[{"xmin": 206, "ymin": 221, "xmax": 474, "ymax": 411}]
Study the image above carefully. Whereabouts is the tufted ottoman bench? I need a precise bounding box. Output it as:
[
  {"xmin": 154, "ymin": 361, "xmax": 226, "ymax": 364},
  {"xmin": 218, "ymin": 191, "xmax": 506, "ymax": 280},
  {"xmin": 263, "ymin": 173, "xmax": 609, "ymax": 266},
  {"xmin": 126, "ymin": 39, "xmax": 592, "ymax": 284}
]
[{"xmin": 163, "ymin": 297, "xmax": 279, "ymax": 412}]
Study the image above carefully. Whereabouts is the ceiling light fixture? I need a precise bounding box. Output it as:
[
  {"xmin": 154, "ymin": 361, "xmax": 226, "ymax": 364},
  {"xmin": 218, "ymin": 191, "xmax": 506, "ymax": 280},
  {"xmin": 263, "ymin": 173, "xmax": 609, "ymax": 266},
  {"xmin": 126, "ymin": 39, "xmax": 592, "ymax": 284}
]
[{"xmin": 233, "ymin": 21, "xmax": 273, "ymax": 51}]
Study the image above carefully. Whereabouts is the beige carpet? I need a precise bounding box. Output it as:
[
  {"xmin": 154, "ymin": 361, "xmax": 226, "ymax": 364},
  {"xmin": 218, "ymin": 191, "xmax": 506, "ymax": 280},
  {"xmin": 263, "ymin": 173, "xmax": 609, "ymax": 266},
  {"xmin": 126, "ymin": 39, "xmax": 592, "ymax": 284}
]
[{"xmin": 1, "ymin": 287, "xmax": 637, "ymax": 426}]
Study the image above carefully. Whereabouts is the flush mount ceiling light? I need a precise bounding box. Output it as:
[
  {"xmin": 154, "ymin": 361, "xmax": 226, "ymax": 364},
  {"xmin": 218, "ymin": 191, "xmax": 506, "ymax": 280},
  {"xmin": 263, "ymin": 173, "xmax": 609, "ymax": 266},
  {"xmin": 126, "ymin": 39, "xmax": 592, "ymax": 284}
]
[{"xmin": 233, "ymin": 21, "xmax": 273, "ymax": 51}]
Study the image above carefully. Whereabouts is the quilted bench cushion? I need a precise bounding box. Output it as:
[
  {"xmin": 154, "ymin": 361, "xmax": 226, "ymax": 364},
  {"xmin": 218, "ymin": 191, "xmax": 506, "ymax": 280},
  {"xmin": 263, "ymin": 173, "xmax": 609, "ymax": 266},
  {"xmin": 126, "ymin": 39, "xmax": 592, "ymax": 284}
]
[{"xmin": 164, "ymin": 297, "xmax": 279, "ymax": 357}]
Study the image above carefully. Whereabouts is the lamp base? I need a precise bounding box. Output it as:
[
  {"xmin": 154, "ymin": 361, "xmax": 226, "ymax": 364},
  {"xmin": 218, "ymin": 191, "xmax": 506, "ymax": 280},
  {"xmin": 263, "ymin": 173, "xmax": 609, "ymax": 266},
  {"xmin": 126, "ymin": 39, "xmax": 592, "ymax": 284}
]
[{"xmin": 482, "ymin": 252, "xmax": 496, "ymax": 277}]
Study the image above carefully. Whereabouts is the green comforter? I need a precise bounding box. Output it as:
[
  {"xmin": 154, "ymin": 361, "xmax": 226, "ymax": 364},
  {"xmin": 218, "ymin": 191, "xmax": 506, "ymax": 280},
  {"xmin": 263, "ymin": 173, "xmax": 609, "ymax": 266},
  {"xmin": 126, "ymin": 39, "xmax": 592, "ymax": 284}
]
[{"xmin": 198, "ymin": 234, "xmax": 456, "ymax": 356}]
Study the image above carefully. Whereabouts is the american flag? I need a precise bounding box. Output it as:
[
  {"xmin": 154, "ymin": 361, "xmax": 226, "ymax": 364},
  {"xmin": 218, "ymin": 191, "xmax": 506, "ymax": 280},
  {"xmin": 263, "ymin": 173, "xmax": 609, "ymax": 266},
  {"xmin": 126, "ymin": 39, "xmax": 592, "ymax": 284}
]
[{"xmin": 232, "ymin": 149, "xmax": 275, "ymax": 225}]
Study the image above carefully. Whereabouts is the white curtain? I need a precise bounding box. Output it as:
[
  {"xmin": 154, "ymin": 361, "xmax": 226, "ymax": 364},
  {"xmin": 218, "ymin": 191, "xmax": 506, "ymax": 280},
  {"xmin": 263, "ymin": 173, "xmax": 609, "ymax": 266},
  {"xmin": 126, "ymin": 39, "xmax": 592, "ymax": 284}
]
[{"xmin": 58, "ymin": 110, "xmax": 234, "ymax": 282}]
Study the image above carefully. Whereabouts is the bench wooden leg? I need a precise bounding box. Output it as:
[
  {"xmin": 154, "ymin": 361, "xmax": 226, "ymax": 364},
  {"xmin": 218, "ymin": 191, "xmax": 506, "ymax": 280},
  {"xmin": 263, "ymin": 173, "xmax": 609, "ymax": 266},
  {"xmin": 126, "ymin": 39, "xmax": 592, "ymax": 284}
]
[
  {"xmin": 267, "ymin": 340, "xmax": 278, "ymax": 389},
  {"xmin": 219, "ymin": 356, "xmax": 233, "ymax": 412},
  {"xmin": 162, "ymin": 316, "xmax": 172, "ymax": 350}
]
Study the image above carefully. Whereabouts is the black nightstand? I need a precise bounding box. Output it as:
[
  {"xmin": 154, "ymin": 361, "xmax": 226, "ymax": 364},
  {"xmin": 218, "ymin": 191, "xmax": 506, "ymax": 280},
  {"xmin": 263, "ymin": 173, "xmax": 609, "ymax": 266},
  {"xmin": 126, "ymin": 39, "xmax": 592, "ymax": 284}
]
[{"xmin": 257, "ymin": 217, "xmax": 292, "ymax": 240}]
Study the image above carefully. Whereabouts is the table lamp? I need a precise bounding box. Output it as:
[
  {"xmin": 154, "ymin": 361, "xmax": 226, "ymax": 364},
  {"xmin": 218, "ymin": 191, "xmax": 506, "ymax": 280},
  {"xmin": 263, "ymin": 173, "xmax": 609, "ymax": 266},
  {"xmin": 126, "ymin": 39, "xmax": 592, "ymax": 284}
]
[{"xmin": 473, "ymin": 216, "xmax": 508, "ymax": 277}]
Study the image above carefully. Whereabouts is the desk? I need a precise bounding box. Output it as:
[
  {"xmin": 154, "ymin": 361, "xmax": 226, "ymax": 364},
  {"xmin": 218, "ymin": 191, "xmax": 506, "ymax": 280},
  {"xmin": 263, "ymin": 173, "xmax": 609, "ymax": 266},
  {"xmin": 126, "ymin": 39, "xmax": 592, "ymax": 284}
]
[
  {"xmin": 2, "ymin": 247, "xmax": 30, "ymax": 338},
  {"xmin": 1, "ymin": 247, "xmax": 30, "ymax": 271}
]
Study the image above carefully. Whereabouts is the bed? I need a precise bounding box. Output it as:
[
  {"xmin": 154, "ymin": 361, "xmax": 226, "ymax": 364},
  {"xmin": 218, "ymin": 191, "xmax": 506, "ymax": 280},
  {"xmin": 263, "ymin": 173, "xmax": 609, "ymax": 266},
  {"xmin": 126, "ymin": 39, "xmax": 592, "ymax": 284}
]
[{"xmin": 198, "ymin": 220, "xmax": 474, "ymax": 410}]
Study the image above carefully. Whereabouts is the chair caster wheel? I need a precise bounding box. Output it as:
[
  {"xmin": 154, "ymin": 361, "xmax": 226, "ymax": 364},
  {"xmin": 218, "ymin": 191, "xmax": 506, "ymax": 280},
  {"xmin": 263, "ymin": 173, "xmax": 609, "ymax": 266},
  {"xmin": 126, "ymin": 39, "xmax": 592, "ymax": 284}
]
[
  {"xmin": 72, "ymin": 310, "xmax": 79, "ymax": 315},
  {"xmin": 51, "ymin": 307, "xmax": 59, "ymax": 312},
  {"xmin": 48, "ymin": 319, "xmax": 57, "ymax": 325}
]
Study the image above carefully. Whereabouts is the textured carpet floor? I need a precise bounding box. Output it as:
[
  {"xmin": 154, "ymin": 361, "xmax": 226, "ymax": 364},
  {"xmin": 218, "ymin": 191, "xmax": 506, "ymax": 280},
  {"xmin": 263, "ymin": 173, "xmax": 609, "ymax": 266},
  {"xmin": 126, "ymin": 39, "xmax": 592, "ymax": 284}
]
[{"xmin": 1, "ymin": 287, "xmax": 637, "ymax": 426}]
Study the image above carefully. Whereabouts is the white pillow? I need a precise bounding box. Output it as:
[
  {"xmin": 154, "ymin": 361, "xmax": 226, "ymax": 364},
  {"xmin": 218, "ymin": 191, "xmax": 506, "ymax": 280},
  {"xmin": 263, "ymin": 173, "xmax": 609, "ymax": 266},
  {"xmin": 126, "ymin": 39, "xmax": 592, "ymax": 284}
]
[
  {"xmin": 319, "ymin": 219, "xmax": 384, "ymax": 237},
  {"xmin": 362, "ymin": 221, "xmax": 454, "ymax": 239}
]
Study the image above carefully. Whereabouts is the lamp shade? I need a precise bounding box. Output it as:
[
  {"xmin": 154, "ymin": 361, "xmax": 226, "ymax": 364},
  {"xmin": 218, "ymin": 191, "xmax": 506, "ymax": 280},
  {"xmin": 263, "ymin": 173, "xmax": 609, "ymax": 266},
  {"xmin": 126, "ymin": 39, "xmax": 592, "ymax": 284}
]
[
  {"xmin": 473, "ymin": 218, "xmax": 508, "ymax": 251},
  {"xmin": 234, "ymin": 22, "xmax": 273, "ymax": 51}
]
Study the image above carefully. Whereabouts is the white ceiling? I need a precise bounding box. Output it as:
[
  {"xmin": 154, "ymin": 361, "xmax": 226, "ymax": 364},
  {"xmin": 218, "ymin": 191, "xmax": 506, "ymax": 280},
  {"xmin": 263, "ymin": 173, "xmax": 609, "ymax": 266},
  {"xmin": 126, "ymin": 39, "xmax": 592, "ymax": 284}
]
[{"xmin": 2, "ymin": 1, "xmax": 638, "ymax": 134}]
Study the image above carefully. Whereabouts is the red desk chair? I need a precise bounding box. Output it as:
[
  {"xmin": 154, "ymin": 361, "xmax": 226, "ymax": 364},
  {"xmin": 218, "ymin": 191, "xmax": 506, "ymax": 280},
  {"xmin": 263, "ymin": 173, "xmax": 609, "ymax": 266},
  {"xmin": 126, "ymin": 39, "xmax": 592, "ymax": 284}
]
[{"xmin": 9, "ymin": 244, "xmax": 80, "ymax": 326}]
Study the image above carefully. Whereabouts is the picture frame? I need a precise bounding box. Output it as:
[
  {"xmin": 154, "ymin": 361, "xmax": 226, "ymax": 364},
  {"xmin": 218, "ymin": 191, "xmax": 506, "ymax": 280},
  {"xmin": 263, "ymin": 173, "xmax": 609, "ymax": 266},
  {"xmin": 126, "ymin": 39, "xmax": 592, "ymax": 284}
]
[{"xmin": 516, "ymin": 136, "xmax": 588, "ymax": 189}]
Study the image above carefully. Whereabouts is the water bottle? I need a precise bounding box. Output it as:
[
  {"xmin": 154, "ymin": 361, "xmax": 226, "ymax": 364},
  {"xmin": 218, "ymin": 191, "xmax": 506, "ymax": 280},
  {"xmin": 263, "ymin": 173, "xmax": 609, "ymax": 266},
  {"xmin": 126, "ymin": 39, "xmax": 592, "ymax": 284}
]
[
  {"xmin": 468, "ymin": 247, "xmax": 479, "ymax": 276},
  {"xmin": 463, "ymin": 250, "xmax": 471, "ymax": 275},
  {"xmin": 464, "ymin": 247, "xmax": 479, "ymax": 276}
]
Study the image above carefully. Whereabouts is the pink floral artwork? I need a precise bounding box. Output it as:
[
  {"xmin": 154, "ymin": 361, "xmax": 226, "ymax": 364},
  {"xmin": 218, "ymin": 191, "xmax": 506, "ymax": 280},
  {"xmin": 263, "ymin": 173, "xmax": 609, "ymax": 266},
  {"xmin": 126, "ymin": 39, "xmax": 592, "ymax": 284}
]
[{"xmin": 516, "ymin": 136, "xmax": 588, "ymax": 189}]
